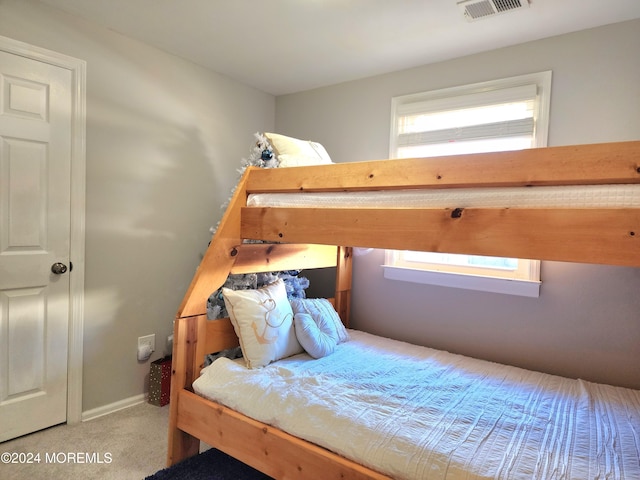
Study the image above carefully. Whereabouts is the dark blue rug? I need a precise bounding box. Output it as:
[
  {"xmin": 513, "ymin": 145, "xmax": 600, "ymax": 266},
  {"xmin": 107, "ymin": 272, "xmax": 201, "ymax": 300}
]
[{"xmin": 145, "ymin": 448, "xmax": 273, "ymax": 480}]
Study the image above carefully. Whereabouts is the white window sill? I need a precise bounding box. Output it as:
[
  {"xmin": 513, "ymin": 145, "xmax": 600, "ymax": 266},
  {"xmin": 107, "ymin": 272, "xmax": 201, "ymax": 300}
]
[{"xmin": 382, "ymin": 265, "xmax": 541, "ymax": 298}]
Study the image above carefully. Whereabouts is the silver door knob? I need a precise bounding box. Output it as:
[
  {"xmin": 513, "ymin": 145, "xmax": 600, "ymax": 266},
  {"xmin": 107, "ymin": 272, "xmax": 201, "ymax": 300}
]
[{"xmin": 51, "ymin": 262, "xmax": 68, "ymax": 275}]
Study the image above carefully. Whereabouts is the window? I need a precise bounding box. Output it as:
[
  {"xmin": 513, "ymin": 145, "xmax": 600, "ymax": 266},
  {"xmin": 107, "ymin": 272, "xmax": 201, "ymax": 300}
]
[{"xmin": 384, "ymin": 72, "xmax": 551, "ymax": 297}]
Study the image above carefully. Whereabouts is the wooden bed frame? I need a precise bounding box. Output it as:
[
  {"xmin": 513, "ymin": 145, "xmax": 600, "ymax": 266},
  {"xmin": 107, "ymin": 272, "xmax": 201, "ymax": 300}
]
[{"xmin": 167, "ymin": 141, "xmax": 640, "ymax": 479}]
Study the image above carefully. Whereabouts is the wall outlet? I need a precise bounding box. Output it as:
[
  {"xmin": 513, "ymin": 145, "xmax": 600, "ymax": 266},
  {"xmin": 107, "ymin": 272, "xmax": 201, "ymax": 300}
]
[
  {"xmin": 138, "ymin": 334, "xmax": 155, "ymax": 352},
  {"xmin": 137, "ymin": 334, "xmax": 155, "ymax": 361}
]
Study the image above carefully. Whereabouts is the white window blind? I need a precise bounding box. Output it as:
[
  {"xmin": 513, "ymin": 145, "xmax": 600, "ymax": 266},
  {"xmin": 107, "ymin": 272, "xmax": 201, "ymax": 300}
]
[
  {"xmin": 385, "ymin": 72, "xmax": 551, "ymax": 297},
  {"xmin": 393, "ymin": 83, "xmax": 539, "ymax": 158}
]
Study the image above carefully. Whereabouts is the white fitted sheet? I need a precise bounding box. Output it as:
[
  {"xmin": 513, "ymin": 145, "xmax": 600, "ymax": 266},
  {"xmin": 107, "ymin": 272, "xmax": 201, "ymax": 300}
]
[
  {"xmin": 247, "ymin": 184, "xmax": 640, "ymax": 209},
  {"xmin": 193, "ymin": 330, "xmax": 640, "ymax": 480}
]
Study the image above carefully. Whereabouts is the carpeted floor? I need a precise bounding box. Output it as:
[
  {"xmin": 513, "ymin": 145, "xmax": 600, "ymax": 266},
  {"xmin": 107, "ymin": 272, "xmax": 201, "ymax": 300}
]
[
  {"xmin": 1, "ymin": 401, "xmax": 275, "ymax": 480},
  {"xmin": 145, "ymin": 448, "xmax": 273, "ymax": 480},
  {"xmin": 1, "ymin": 402, "xmax": 169, "ymax": 480}
]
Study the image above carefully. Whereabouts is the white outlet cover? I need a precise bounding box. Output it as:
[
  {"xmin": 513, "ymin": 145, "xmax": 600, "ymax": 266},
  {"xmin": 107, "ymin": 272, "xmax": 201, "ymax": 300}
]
[{"xmin": 138, "ymin": 334, "xmax": 155, "ymax": 351}]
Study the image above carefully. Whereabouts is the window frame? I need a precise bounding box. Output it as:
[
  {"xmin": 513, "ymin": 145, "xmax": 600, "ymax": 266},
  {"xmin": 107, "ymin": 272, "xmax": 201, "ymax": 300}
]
[{"xmin": 383, "ymin": 71, "xmax": 552, "ymax": 297}]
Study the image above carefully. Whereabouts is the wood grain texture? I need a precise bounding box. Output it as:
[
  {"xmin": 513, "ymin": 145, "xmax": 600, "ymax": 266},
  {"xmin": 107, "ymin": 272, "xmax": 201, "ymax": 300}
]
[
  {"xmin": 242, "ymin": 206, "xmax": 640, "ymax": 267},
  {"xmin": 230, "ymin": 243, "xmax": 337, "ymax": 274},
  {"xmin": 176, "ymin": 389, "xmax": 391, "ymax": 479},
  {"xmin": 167, "ymin": 315, "xmax": 207, "ymax": 466},
  {"xmin": 334, "ymin": 246, "xmax": 353, "ymax": 327},
  {"xmin": 246, "ymin": 141, "xmax": 640, "ymax": 193}
]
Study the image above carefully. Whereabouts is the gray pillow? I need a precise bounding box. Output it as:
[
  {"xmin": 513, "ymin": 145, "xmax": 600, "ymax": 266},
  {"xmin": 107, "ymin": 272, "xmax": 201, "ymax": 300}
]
[{"xmin": 294, "ymin": 312, "xmax": 337, "ymax": 359}]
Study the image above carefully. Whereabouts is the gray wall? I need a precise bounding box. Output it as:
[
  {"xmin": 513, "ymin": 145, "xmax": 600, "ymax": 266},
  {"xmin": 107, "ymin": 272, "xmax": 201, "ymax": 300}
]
[
  {"xmin": 1, "ymin": 0, "xmax": 638, "ymax": 415},
  {"xmin": 0, "ymin": 0, "xmax": 275, "ymax": 411},
  {"xmin": 276, "ymin": 20, "xmax": 640, "ymax": 389}
]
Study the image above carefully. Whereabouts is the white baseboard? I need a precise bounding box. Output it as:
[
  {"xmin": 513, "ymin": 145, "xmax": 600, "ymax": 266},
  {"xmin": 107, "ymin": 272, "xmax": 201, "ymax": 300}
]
[{"xmin": 81, "ymin": 393, "xmax": 146, "ymax": 422}]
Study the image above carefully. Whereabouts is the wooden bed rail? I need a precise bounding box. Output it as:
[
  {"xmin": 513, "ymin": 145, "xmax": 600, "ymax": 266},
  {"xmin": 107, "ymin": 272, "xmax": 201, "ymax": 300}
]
[
  {"xmin": 242, "ymin": 206, "xmax": 640, "ymax": 268},
  {"xmin": 245, "ymin": 141, "xmax": 640, "ymax": 193},
  {"xmin": 175, "ymin": 389, "xmax": 391, "ymax": 479},
  {"xmin": 230, "ymin": 243, "xmax": 337, "ymax": 274},
  {"xmin": 177, "ymin": 140, "xmax": 640, "ymax": 318}
]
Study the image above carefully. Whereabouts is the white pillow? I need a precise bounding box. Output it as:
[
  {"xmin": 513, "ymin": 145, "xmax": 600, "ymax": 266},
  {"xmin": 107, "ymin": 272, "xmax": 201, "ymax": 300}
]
[
  {"xmin": 290, "ymin": 298, "xmax": 350, "ymax": 344},
  {"xmin": 264, "ymin": 132, "xmax": 333, "ymax": 167},
  {"xmin": 294, "ymin": 312, "xmax": 337, "ymax": 359},
  {"xmin": 223, "ymin": 279, "xmax": 303, "ymax": 368}
]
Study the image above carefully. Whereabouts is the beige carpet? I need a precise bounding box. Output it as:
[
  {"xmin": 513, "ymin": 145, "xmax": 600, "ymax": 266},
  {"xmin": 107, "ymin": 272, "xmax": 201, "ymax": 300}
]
[{"xmin": 0, "ymin": 402, "xmax": 171, "ymax": 480}]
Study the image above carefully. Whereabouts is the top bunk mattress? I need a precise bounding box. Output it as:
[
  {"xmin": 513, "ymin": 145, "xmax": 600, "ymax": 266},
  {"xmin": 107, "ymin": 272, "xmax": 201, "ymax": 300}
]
[
  {"xmin": 193, "ymin": 330, "xmax": 640, "ymax": 480},
  {"xmin": 247, "ymin": 184, "xmax": 640, "ymax": 209}
]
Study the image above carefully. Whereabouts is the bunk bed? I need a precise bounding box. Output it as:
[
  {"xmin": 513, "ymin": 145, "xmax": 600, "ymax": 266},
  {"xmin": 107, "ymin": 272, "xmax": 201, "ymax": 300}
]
[{"xmin": 167, "ymin": 140, "xmax": 640, "ymax": 479}]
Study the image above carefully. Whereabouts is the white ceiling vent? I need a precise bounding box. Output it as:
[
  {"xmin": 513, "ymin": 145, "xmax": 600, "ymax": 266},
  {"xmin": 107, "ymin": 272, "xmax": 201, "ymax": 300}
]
[{"xmin": 457, "ymin": 0, "xmax": 530, "ymax": 22}]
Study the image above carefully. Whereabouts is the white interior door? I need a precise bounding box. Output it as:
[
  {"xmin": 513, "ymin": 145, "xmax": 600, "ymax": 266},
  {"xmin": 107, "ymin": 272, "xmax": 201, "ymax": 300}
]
[{"xmin": 0, "ymin": 49, "xmax": 73, "ymax": 441}]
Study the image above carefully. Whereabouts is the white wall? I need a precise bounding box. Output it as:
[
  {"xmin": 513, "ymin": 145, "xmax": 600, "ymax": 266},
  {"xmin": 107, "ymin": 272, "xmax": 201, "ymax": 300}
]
[
  {"xmin": 0, "ymin": 0, "xmax": 275, "ymax": 411},
  {"xmin": 276, "ymin": 20, "xmax": 640, "ymax": 389}
]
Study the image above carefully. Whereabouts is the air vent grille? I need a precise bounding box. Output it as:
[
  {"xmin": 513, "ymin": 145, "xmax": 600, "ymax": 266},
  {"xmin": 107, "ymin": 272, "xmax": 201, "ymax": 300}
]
[
  {"xmin": 457, "ymin": 0, "xmax": 529, "ymax": 21},
  {"xmin": 494, "ymin": 0, "xmax": 525, "ymax": 13}
]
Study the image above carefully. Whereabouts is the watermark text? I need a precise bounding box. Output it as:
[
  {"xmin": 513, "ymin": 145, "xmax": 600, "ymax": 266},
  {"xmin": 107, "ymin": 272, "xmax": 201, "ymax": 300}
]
[{"xmin": 1, "ymin": 451, "xmax": 113, "ymax": 464}]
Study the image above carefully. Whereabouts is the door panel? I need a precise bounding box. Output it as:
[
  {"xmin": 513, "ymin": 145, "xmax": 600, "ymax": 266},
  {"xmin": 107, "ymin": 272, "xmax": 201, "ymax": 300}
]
[
  {"xmin": 5, "ymin": 287, "xmax": 46, "ymax": 396},
  {"xmin": 0, "ymin": 49, "xmax": 72, "ymax": 442}
]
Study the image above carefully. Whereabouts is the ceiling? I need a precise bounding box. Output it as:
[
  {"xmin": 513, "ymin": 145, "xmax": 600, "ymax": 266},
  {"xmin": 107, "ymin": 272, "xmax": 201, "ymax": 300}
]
[{"xmin": 39, "ymin": 0, "xmax": 640, "ymax": 96}]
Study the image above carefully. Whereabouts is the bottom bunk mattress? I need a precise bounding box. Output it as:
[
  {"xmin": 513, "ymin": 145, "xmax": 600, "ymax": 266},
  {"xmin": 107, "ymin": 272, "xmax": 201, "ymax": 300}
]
[{"xmin": 193, "ymin": 330, "xmax": 640, "ymax": 480}]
